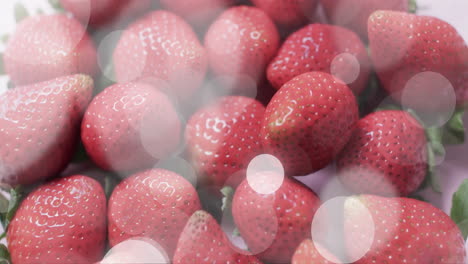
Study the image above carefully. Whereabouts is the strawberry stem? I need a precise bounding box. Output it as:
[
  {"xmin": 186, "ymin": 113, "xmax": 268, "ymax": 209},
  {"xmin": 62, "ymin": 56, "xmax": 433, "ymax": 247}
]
[{"xmin": 409, "ymin": 0, "xmax": 418, "ymax": 13}]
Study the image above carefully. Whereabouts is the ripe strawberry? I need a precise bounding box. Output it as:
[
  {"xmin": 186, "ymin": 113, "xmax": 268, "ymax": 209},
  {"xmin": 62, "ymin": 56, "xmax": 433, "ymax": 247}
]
[
  {"xmin": 113, "ymin": 11, "xmax": 207, "ymax": 102},
  {"xmin": 3, "ymin": 14, "xmax": 97, "ymax": 86},
  {"xmin": 337, "ymin": 110, "xmax": 428, "ymax": 196},
  {"xmin": 185, "ymin": 96, "xmax": 265, "ymax": 187},
  {"xmin": 261, "ymin": 71, "xmax": 359, "ymax": 176},
  {"xmin": 60, "ymin": 0, "xmax": 152, "ymax": 27},
  {"xmin": 205, "ymin": 6, "xmax": 280, "ymax": 84},
  {"xmin": 81, "ymin": 81, "xmax": 181, "ymax": 172},
  {"xmin": 320, "ymin": 0, "xmax": 408, "ymax": 40},
  {"xmin": 345, "ymin": 195, "xmax": 466, "ymax": 263},
  {"xmin": 368, "ymin": 11, "xmax": 468, "ymax": 108},
  {"xmin": 160, "ymin": 0, "xmax": 234, "ymax": 26},
  {"xmin": 292, "ymin": 239, "xmax": 339, "ymax": 264},
  {"xmin": 173, "ymin": 210, "xmax": 263, "ymax": 264},
  {"xmin": 250, "ymin": 0, "xmax": 319, "ymax": 27},
  {"xmin": 232, "ymin": 176, "xmax": 321, "ymax": 263},
  {"xmin": 108, "ymin": 169, "xmax": 202, "ymax": 257},
  {"xmin": 7, "ymin": 175, "xmax": 107, "ymax": 264},
  {"xmin": 267, "ymin": 24, "xmax": 371, "ymax": 94},
  {"xmin": 0, "ymin": 74, "xmax": 93, "ymax": 185}
]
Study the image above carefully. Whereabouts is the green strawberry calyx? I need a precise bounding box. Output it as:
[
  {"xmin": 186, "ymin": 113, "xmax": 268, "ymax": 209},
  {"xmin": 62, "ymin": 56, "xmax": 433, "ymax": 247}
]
[{"xmin": 451, "ymin": 179, "xmax": 468, "ymax": 240}]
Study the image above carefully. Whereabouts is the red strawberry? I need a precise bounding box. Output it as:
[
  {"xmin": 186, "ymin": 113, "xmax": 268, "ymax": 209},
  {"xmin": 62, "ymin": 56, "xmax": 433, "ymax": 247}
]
[
  {"xmin": 4, "ymin": 14, "xmax": 97, "ymax": 86},
  {"xmin": 232, "ymin": 176, "xmax": 321, "ymax": 263},
  {"xmin": 108, "ymin": 169, "xmax": 202, "ymax": 257},
  {"xmin": 292, "ymin": 239, "xmax": 339, "ymax": 264},
  {"xmin": 173, "ymin": 210, "xmax": 263, "ymax": 264},
  {"xmin": 261, "ymin": 71, "xmax": 359, "ymax": 176},
  {"xmin": 0, "ymin": 74, "xmax": 93, "ymax": 185},
  {"xmin": 7, "ymin": 175, "xmax": 107, "ymax": 264},
  {"xmin": 113, "ymin": 11, "xmax": 207, "ymax": 102},
  {"xmin": 345, "ymin": 195, "xmax": 466, "ymax": 263},
  {"xmin": 185, "ymin": 96, "xmax": 265, "ymax": 187},
  {"xmin": 337, "ymin": 110, "xmax": 428, "ymax": 196},
  {"xmin": 60, "ymin": 0, "xmax": 152, "ymax": 27},
  {"xmin": 267, "ymin": 24, "xmax": 371, "ymax": 94},
  {"xmin": 205, "ymin": 6, "xmax": 280, "ymax": 84},
  {"xmin": 368, "ymin": 11, "xmax": 468, "ymax": 108},
  {"xmin": 250, "ymin": 0, "xmax": 319, "ymax": 27},
  {"xmin": 320, "ymin": 0, "xmax": 408, "ymax": 40},
  {"xmin": 160, "ymin": 0, "xmax": 234, "ymax": 26},
  {"xmin": 81, "ymin": 82, "xmax": 181, "ymax": 172}
]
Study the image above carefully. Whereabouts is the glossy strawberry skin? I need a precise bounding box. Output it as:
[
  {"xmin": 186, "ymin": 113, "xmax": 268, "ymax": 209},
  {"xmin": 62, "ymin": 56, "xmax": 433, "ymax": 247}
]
[
  {"xmin": 108, "ymin": 169, "xmax": 201, "ymax": 257},
  {"xmin": 0, "ymin": 75, "xmax": 93, "ymax": 185},
  {"xmin": 173, "ymin": 210, "xmax": 263, "ymax": 264},
  {"xmin": 4, "ymin": 14, "xmax": 97, "ymax": 86},
  {"xmin": 320, "ymin": 0, "xmax": 408, "ymax": 40},
  {"xmin": 267, "ymin": 24, "xmax": 371, "ymax": 94},
  {"xmin": 368, "ymin": 11, "xmax": 468, "ymax": 107},
  {"xmin": 251, "ymin": 0, "xmax": 319, "ymax": 27},
  {"xmin": 261, "ymin": 71, "xmax": 359, "ymax": 176},
  {"xmin": 337, "ymin": 110, "xmax": 427, "ymax": 196},
  {"xmin": 160, "ymin": 0, "xmax": 234, "ymax": 26},
  {"xmin": 185, "ymin": 96, "xmax": 265, "ymax": 187},
  {"xmin": 81, "ymin": 82, "xmax": 181, "ymax": 172},
  {"xmin": 7, "ymin": 175, "xmax": 107, "ymax": 264},
  {"xmin": 232, "ymin": 177, "xmax": 321, "ymax": 263},
  {"xmin": 346, "ymin": 195, "xmax": 466, "ymax": 264},
  {"xmin": 60, "ymin": 0, "xmax": 152, "ymax": 27},
  {"xmin": 292, "ymin": 239, "xmax": 338, "ymax": 264},
  {"xmin": 113, "ymin": 11, "xmax": 207, "ymax": 102},
  {"xmin": 205, "ymin": 6, "xmax": 280, "ymax": 84}
]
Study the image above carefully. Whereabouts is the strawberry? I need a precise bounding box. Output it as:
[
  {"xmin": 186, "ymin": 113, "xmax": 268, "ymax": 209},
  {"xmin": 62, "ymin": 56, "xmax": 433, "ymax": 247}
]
[
  {"xmin": 261, "ymin": 71, "xmax": 359, "ymax": 176},
  {"xmin": 292, "ymin": 239, "xmax": 339, "ymax": 264},
  {"xmin": 345, "ymin": 195, "xmax": 466, "ymax": 263},
  {"xmin": 267, "ymin": 24, "xmax": 371, "ymax": 94},
  {"xmin": 60, "ymin": 0, "xmax": 152, "ymax": 27},
  {"xmin": 368, "ymin": 11, "xmax": 468, "ymax": 108},
  {"xmin": 160, "ymin": 0, "xmax": 234, "ymax": 27},
  {"xmin": 185, "ymin": 96, "xmax": 265, "ymax": 187},
  {"xmin": 337, "ymin": 110, "xmax": 428, "ymax": 196},
  {"xmin": 108, "ymin": 169, "xmax": 202, "ymax": 257},
  {"xmin": 173, "ymin": 210, "xmax": 263, "ymax": 264},
  {"xmin": 0, "ymin": 74, "xmax": 93, "ymax": 185},
  {"xmin": 81, "ymin": 82, "xmax": 181, "ymax": 172},
  {"xmin": 232, "ymin": 176, "xmax": 321, "ymax": 263},
  {"xmin": 204, "ymin": 6, "xmax": 280, "ymax": 84},
  {"xmin": 3, "ymin": 14, "xmax": 97, "ymax": 86},
  {"xmin": 250, "ymin": 0, "xmax": 319, "ymax": 27},
  {"xmin": 113, "ymin": 11, "xmax": 207, "ymax": 102},
  {"xmin": 7, "ymin": 175, "xmax": 107, "ymax": 264},
  {"xmin": 320, "ymin": 0, "xmax": 409, "ymax": 40}
]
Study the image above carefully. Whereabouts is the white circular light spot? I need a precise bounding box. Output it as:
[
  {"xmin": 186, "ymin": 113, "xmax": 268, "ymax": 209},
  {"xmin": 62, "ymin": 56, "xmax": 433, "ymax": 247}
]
[
  {"xmin": 330, "ymin": 53, "xmax": 361, "ymax": 85},
  {"xmin": 97, "ymin": 30, "xmax": 126, "ymax": 83},
  {"xmin": 101, "ymin": 238, "xmax": 169, "ymax": 264},
  {"xmin": 400, "ymin": 71, "xmax": 456, "ymax": 128},
  {"xmin": 246, "ymin": 154, "xmax": 284, "ymax": 194},
  {"xmin": 311, "ymin": 196, "xmax": 375, "ymax": 263}
]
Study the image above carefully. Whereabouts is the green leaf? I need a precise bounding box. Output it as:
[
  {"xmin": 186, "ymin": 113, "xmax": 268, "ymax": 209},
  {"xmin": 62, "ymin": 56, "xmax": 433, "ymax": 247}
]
[
  {"xmin": 0, "ymin": 187, "xmax": 22, "ymax": 232},
  {"xmin": 451, "ymin": 179, "xmax": 468, "ymax": 239},
  {"xmin": 0, "ymin": 54, "xmax": 4, "ymax": 75},
  {"xmin": 221, "ymin": 186, "xmax": 234, "ymax": 212},
  {"xmin": 14, "ymin": 3, "xmax": 29, "ymax": 23},
  {"xmin": 425, "ymin": 143, "xmax": 441, "ymax": 193},
  {"xmin": 442, "ymin": 109, "xmax": 465, "ymax": 145},
  {"xmin": 409, "ymin": 0, "xmax": 418, "ymax": 13},
  {"xmin": 0, "ymin": 35, "xmax": 8, "ymax": 44},
  {"xmin": 0, "ymin": 244, "xmax": 10, "ymax": 264},
  {"xmin": 48, "ymin": 0, "xmax": 63, "ymax": 11},
  {"xmin": 426, "ymin": 127, "xmax": 446, "ymax": 156}
]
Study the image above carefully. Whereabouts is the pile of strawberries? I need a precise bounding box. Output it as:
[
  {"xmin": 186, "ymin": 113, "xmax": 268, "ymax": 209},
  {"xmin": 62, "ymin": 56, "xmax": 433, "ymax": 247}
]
[{"xmin": 1, "ymin": 0, "xmax": 468, "ymax": 263}]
